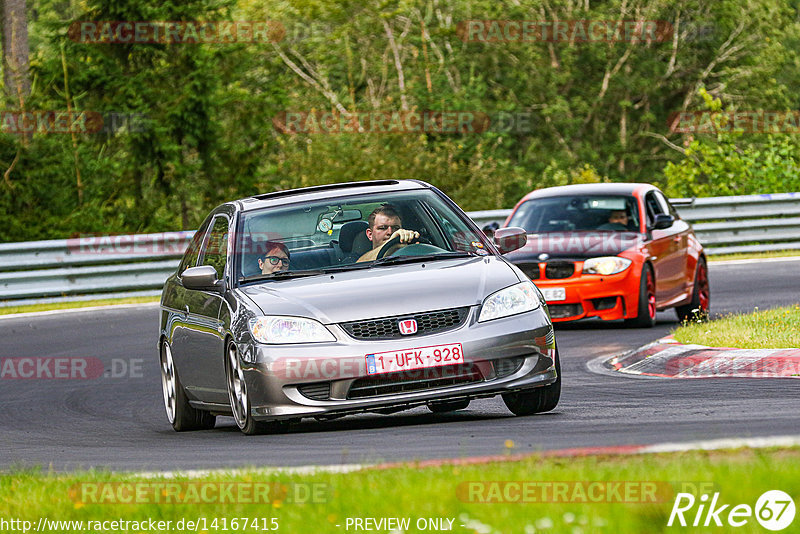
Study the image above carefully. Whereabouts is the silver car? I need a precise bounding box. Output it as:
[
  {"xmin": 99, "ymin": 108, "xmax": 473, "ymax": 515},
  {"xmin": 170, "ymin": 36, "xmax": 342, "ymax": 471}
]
[{"xmin": 159, "ymin": 180, "xmax": 560, "ymax": 435}]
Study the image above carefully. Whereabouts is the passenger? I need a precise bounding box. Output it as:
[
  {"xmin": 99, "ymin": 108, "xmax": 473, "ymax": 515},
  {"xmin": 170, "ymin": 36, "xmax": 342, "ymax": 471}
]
[
  {"xmin": 257, "ymin": 241, "xmax": 291, "ymax": 274},
  {"xmin": 597, "ymin": 210, "xmax": 629, "ymax": 231},
  {"xmin": 357, "ymin": 204, "xmax": 420, "ymax": 262}
]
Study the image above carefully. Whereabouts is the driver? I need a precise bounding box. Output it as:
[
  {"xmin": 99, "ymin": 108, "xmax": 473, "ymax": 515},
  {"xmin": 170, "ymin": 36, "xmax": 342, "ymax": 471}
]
[
  {"xmin": 357, "ymin": 204, "xmax": 420, "ymax": 262},
  {"xmin": 597, "ymin": 210, "xmax": 629, "ymax": 231}
]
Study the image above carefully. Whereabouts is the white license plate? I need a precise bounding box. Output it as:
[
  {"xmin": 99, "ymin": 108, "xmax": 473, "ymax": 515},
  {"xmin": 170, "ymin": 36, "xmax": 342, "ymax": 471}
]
[
  {"xmin": 365, "ymin": 343, "xmax": 464, "ymax": 375},
  {"xmin": 541, "ymin": 287, "xmax": 566, "ymax": 302}
]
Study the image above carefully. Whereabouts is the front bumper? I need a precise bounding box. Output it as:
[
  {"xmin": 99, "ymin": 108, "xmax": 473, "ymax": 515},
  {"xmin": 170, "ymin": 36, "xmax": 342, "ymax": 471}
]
[
  {"xmin": 532, "ymin": 266, "xmax": 640, "ymax": 322},
  {"xmin": 239, "ymin": 306, "xmax": 556, "ymax": 421}
]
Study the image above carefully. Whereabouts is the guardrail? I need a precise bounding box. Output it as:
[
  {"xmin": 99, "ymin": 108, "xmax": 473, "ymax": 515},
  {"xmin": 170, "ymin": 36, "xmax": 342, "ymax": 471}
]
[{"xmin": 2, "ymin": 192, "xmax": 798, "ymax": 305}]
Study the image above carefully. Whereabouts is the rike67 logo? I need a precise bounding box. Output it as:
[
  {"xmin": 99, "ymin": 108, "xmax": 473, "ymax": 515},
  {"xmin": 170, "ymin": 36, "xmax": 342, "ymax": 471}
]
[{"xmin": 668, "ymin": 490, "xmax": 795, "ymax": 531}]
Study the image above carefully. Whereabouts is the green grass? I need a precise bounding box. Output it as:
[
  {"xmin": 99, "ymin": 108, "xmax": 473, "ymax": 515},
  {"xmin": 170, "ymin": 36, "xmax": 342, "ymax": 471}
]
[
  {"xmin": 2, "ymin": 448, "xmax": 799, "ymax": 533},
  {"xmin": 708, "ymin": 250, "xmax": 800, "ymax": 262},
  {"xmin": 673, "ymin": 304, "xmax": 800, "ymax": 349},
  {"xmin": 0, "ymin": 296, "xmax": 160, "ymax": 316}
]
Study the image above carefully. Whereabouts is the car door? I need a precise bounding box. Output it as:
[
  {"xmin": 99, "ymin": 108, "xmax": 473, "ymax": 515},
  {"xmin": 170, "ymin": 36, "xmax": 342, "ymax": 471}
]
[
  {"xmin": 644, "ymin": 191, "xmax": 683, "ymax": 304},
  {"xmin": 163, "ymin": 217, "xmax": 210, "ymax": 384},
  {"xmin": 180, "ymin": 213, "xmax": 230, "ymax": 403},
  {"xmin": 655, "ymin": 190, "xmax": 693, "ymax": 303}
]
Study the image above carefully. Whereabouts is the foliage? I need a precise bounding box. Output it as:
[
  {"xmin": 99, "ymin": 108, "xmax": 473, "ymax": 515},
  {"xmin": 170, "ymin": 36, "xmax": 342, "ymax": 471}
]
[{"xmin": 2, "ymin": 0, "xmax": 800, "ymax": 240}]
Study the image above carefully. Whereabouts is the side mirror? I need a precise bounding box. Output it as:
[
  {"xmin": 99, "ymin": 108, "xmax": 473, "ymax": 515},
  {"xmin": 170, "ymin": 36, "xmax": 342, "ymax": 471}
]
[
  {"xmin": 652, "ymin": 214, "xmax": 675, "ymax": 230},
  {"xmin": 182, "ymin": 265, "xmax": 223, "ymax": 291},
  {"xmin": 494, "ymin": 227, "xmax": 528, "ymax": 254}
]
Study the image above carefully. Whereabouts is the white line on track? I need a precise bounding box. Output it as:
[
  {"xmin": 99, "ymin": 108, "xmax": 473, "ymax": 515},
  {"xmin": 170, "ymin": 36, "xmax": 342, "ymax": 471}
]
[
  {"xmin": 0, "ymin": 302, "xmax": 160, "ymax": 321},
  {"xmin": 710, "ymin": 255, "xmax": 800, "ymax": 266}
]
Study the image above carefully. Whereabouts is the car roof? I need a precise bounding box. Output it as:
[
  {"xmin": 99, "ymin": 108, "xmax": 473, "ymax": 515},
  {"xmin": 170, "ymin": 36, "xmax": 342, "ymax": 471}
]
[
  {"xmin": 519, "ymin": 183, "xmax": 656, "ymax": 202},
  {"xmin": 236, "ymin": 179, "xmax": 431, "ymax": 211}
]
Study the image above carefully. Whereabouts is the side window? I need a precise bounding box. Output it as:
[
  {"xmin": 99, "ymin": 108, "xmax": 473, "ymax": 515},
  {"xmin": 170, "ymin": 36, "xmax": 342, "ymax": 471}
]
[
  {"xmin": 656, "ymin": 191, "xmax": 679, "ymax": 218},
  {"xmin": 644, "ymin": 192, "xmax": 664, "ymax": 226},
  {"xmin": 178, "ymin": 219, "xmax": 211, "ymax": 274},
  {"xmin": 199, "ymin": 216, "xmax": 229, "ymax": 280}
]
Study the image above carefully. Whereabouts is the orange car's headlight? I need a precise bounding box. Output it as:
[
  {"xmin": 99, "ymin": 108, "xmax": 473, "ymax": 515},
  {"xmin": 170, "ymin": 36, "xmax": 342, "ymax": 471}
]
[{"xmin": 582, "ymin": 256, "xmax": 632, "ymax": 275}]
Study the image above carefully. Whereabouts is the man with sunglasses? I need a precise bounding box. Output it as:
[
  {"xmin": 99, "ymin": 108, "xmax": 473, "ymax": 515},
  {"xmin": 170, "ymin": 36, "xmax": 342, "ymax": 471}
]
[
  {"xmin": 257, "ymin": 241, "xmax": 291, "ymax": 274},
  {"xmin": 357, "ymin": 204, "xmax": 419, "ymax": 262}
]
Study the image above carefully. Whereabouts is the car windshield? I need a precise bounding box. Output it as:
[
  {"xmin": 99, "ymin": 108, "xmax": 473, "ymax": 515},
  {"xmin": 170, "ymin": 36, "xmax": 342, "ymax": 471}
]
[
  {"xmin": 235, "ymin": 188, "xmax": 491, "ymax": 282},
  {"xmin": 507, "ymin": 195, "xmax": 640, "ymax": 233}
]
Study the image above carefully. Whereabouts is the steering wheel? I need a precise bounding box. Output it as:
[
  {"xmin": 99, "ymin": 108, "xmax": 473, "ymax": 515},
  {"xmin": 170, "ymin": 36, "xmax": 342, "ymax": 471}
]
[{"xmin": 376, "ymin": 234, "xmax": 415, "ymax": 260}]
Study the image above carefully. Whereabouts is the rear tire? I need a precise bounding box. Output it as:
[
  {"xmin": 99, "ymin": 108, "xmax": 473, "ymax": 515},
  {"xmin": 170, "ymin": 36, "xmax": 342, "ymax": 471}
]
[
  {"xmin": 676, "ymin": 258, "xmax": 710, "ymax": 323},
  {"xmin": 625, "ymin": 264, "xmax": 656, "ymax": 328},
  {"xmin": 160, "ymin": 342, "xmax": 216, "ymax": 432},
  {"xmin": 428, "ymin": 399, "xmax": 470, "ymax": 413},
  {"xmin": 225, "ymin": 340, "xmax": 290, "ymax": 436},
  {"xmin": 502, "ymin": 347, "xmax": 561, "ymax": 416}
]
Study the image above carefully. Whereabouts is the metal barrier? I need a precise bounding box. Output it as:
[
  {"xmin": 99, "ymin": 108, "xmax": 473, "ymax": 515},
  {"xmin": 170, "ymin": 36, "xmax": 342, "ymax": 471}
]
[{"xmin": 1, "ymin": 193, "xmax": 798, "ymax": 305}]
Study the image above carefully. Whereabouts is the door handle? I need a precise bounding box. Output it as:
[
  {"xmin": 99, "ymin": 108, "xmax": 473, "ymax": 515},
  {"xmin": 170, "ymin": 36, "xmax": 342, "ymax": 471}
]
[{"xmin": 673, "ymin": 236, "xmax": 682, "ymax": 242}]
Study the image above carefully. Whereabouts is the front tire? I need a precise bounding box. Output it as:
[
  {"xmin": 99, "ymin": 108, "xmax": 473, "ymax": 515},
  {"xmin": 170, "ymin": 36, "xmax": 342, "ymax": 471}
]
[
  {"xmin": 676, "ymin": 258, "xmax": 710, "ymax": 323},
  {"xmin": 225, "ymin": 340, "xmax": 289, "ymax": 436},
  {"xmin": 502, "ymin": 347, "xmax": 561, "ymax": 416},
  {"xmin": 625, "ymin": 264, "xmax": 656, "ymax": 328},
  {"xmin": 160, "ymin": 342, "xmax": 216, "ymax": 431}
]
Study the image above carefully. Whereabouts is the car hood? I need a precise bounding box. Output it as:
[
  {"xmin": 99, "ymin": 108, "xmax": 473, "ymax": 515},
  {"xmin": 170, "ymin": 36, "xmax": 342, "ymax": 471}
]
[
  {"xmin": 506, "ymin": 231, "xmax": 643, "ymax": 261},
  {"xmin": 238, "ymin": 256, "xmax": 520, "ymax": 324}
]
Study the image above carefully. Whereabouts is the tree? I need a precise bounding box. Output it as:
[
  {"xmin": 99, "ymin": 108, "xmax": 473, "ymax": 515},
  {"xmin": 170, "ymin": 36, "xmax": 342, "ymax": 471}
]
[{"xmin": 1, "ymin": 0, "xmax": 31, "ymax": 107}]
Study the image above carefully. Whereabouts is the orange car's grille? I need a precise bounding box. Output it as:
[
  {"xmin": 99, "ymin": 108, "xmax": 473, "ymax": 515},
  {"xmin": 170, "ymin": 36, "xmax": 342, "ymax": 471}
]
[
  {"xmin": 518, "ymin": 263, "xmax": 540, "ymax": 280},
  {"xmin": 549, "ymin": 303, "xmax": 583, "ymax": 319},
  {"xmin": 545, "ymin": 262, "xmax": 575, "ymax": 279}
]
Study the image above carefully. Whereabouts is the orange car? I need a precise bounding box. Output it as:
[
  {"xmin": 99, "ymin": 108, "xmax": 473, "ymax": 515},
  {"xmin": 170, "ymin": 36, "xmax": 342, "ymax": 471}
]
[{"xmin": 503, "ymin": 183, "xmax": 709, "ymax": 326}]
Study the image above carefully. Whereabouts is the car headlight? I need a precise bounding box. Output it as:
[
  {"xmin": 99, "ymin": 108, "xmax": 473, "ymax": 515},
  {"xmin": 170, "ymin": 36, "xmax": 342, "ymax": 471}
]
[
  {"xmin": 478, "ymin": 281, "xmax": 541, "ymax": 323},
  {"xmin": 582, "ymin": 256, "xmax": 632, "ymax": 275},
  {"xmin": 248, "ymin": 316, "xmax": 335, "ymax": 344}
]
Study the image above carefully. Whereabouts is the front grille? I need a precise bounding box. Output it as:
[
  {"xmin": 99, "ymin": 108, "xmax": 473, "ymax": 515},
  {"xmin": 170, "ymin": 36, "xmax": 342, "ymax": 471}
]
[
  {"xmin": 493, "ymin": 356, "xmax": 526, "ymax": 378},
  {"xmin": 347, "ymin": 363, "xmax": 483, "ymax": 399},
  {"xmin": 297, "ymin": 382, "xmax": 331, "ymax": 400},
  {"xmin": 518, "ymin": 263, "xmax": 540, "ymax": 280},
  {"xmin": 545, "ymin": 261, "xmax": 575, "ymax": 279},
  {"xmin": 549, "ymin": 303, "xmax": 583, "ymax": 319},
  {"xmin": 341, "ymin": 307, "xmax": 470, "ymax": 340}
]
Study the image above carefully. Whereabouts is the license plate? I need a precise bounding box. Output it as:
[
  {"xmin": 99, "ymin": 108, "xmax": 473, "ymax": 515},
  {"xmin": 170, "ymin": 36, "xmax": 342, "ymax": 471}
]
[
  {"xmin": 541, "ymin": 287, "xmax": 566, "ymax": 302},
  {"xmin": 365, "ymin": 343, "xmax": 464, "ymax": 375}
]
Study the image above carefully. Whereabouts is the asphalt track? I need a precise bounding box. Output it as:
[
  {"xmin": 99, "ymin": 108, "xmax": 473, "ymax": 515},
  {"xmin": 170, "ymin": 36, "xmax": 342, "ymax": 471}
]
[{"xmin": 1, "ymin": 258, "xmax": 798, "ymax": 472}]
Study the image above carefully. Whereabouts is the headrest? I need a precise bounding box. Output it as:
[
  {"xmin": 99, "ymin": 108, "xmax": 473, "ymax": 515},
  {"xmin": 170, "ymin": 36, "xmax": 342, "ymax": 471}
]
[{"xmin": 339, "ymin": 221, "xmax": 369, "ymax": 253}]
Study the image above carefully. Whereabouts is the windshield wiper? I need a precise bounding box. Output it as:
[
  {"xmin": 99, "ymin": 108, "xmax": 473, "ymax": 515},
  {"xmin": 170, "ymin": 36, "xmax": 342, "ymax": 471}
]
[
  {"xmin": 240, "ymin": 269, "xmax": 326, "ymax": 283},
  {"xmin": 372, "ymin": 251, "xmax": 478, "ymax": 267}
]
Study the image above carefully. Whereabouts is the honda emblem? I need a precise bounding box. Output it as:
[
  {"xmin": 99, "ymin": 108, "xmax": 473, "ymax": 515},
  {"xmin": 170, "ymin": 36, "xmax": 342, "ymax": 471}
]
[{"xmin": 398, "ymin": 319, "xmax": 418, "ymax": 335}]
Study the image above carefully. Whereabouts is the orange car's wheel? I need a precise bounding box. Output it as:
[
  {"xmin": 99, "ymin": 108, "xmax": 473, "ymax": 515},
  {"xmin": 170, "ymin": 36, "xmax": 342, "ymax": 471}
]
[
  {"xmin": 676, "ymin": 258, "xmax": 710, "ymax": 323},
  {"xmin": 625, "ymin": 264, "xmax": 656, "ymax": 328}
]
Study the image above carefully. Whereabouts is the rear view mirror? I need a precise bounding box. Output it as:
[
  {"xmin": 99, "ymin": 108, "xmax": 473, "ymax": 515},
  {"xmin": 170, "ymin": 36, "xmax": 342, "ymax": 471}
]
[
  {"xmin": 494, "ymin": 227, "xmax": 528, "ymax": 254},
  {"xmin": 182, "ymin": 265, "xmax": 223, "ymax": 291}
]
